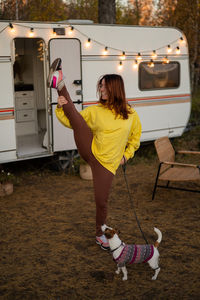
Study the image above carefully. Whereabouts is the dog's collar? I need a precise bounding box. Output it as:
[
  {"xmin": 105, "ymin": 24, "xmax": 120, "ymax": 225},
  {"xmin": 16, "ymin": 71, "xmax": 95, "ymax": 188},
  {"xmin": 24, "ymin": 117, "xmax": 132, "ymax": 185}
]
[{"xmin": 110, "ymin": 242, "xmax": 124, "ymax": 253}]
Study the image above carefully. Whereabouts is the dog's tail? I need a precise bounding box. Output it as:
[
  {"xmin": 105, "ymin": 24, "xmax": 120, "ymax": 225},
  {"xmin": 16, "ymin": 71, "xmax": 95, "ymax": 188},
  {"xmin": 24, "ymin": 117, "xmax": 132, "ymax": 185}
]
[{"xmin": 154, "ymin": 227, "xmax": 162, "ymax": 248}]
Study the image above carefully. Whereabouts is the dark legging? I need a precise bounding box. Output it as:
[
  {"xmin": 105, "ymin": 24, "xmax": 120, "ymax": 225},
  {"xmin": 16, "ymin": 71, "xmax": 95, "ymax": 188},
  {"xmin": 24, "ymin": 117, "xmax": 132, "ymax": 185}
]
[{"xmin": 58, "ymin": 86, "xmax": 114, "ymax": 236}]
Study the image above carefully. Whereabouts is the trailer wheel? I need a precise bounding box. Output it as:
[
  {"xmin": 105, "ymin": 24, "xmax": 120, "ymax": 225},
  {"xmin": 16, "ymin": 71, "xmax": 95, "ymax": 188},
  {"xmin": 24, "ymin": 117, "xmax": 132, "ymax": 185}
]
[
  {"xmin": 48, "ymin": 150, "xmax": 80, "ymax": 174},
  {"xmin": 57, "ymin": 150, "xmax": 80, "ymax": 173}
]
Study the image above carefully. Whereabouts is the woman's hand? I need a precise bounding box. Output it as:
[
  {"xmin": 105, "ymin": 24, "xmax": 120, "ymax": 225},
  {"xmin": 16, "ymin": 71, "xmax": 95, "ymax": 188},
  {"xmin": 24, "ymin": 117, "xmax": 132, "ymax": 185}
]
[
  {"xmin": 57, "ymin": 96, "xmax": 68, "ymax": 108},
  {"xmin": 120, "ymin": 156, "xmax": 127, "ymax": 165}
]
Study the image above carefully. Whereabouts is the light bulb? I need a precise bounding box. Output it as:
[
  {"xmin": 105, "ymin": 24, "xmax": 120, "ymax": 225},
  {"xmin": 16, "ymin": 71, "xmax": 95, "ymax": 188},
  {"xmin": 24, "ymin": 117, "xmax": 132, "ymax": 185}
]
[
  {"xmin": 176, "ymin": 46, "xmax": 180, "ymax": 54},
  {"xmin": 132, "ymin": 60, "xmax": 138, "ymax": 69},
  {"xmin": 148, "ymin": 59, "xmax": 154, "ymax": 68},
  {"xmin": 85, "ymin": 38, "xmax": 91, "ymax": 48},
  {"xmin": 118, "ymin": 61, "xmax": 123, "ymax": 70},
  {"xmin": 162, "ymin": 56, "xmax": 169, "ymax": 64},
  {"xmin": 120, "ymin": 51, "xmax": 126, "ymax": 60},
  {"xmin": 180, "ymin": 37, "xmax": 186, "ymax": 45},
  {"xmin": 9, "ymin": 23, "xmax": 15, "ymax": 34},
  {"xmin": 151, "ymin": 50, "xmax": 157, "ymax": 59},
  {"xmin": 137, "ymin": 52, "xmax": 142, "ymax": 61},
  {"xmin": 68, "ymin": 26, "xmax": 74, "ymax": 36},
  {"xmin": 29, "ymin": 28, "xmax": 34, "ymax": 37},
  {"xmin": 102, "ymin": 47, "xmax": 108, "ymax": 56},
  {"xmin": 167, "ymin": 45, "xmax": 172, "ymax": 53}
]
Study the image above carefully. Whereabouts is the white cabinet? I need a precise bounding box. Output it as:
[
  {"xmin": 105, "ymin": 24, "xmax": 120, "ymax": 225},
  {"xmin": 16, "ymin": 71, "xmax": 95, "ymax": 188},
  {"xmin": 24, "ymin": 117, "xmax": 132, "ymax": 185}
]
[{"xmin": 15, "ymin": 91, "xmax": 37, "ymax": 136}]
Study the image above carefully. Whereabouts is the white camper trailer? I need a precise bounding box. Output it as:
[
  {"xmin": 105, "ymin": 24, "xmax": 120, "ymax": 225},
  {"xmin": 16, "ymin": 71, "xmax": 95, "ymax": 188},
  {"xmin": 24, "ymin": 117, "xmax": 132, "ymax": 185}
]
[{"xmin": 0, "ymin": 20, "xmax": 191, "ymax": 167}]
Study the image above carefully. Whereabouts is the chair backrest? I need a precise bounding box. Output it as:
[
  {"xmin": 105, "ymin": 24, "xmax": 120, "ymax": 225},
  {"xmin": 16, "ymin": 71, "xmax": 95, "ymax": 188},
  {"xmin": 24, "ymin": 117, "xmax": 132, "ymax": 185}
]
[{"xmin": 154, "ymin": 136, "xmax": 175, "ymax": 164}]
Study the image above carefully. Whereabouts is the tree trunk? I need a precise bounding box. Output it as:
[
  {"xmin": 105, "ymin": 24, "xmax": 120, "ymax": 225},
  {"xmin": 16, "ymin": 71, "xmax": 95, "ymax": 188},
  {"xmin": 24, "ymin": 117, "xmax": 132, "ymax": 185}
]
[
  {"xmin": 98, "ymin": 0, "xmax": 116, "ymax": 24},
  {"xmin": 135, "ymin": 0, "xmax": 140, "ymax": 25}
]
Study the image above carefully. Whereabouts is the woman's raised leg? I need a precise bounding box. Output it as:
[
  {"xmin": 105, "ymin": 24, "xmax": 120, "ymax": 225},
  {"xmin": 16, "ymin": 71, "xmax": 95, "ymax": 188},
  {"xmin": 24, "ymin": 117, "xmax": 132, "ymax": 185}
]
[
  {"xmin": 57, "ymin": 85, "xmax": 94, "ymax": 163},
  {"xmin": 48, "ymin": 58, "xmax": 114, "ymax": 241},
  {"xmin": 48, "ymin": 58, "xmax": 93, "ymax": 162}
]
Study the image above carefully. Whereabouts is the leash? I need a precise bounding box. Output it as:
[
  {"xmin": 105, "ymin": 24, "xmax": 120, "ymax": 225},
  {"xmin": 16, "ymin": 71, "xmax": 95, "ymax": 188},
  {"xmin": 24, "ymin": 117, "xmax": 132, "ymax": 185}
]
[{"xmin": 122, "ymin": 162, "xmax": 149, "ymax": 244}]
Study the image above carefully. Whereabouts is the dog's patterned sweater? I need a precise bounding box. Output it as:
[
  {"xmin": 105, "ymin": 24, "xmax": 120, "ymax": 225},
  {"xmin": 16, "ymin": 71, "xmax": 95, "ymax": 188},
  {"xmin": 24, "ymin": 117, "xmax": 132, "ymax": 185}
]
[{"xmin": 114, "ymin": 244, "xmax": 154, "ymax": 267}]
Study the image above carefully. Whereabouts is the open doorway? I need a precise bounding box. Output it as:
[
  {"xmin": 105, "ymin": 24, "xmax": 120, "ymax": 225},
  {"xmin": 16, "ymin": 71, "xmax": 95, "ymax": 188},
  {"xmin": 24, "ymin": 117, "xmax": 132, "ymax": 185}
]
[{"xmin": 14, "ymin": 38, "xmax": 49, "ymax": 158}]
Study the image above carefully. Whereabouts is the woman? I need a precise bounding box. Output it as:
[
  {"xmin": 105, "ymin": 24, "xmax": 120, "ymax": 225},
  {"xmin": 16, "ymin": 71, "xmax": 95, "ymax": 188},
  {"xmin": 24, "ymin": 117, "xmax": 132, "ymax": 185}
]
[{"xmin": 48, "ymin": 58, "xmax": 142, "ymax": 250}]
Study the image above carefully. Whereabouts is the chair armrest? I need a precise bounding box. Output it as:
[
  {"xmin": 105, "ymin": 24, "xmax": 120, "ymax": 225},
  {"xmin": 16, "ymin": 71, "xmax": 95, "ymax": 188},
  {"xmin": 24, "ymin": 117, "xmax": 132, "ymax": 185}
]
[
  {"xmin": 162, "ymin": 161, "xmax": 198, "ymax": 168},
  {"xmin": 177, "ymin": 150, "xmax": 200, "ymax": 155}
]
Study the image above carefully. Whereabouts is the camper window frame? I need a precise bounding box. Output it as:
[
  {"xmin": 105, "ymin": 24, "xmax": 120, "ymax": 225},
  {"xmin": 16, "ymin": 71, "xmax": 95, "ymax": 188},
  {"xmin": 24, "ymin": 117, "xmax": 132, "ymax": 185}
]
[{"xmin": 138, "ymin": 61, "xmax": 180, "ymax": 91}]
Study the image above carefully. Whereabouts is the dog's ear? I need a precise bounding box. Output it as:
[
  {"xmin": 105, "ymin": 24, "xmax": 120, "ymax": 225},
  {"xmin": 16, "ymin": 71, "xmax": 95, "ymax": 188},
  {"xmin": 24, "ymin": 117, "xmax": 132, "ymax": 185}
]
[
  {"xmin": 101, "ymin": 224, "xmax": 107, "ymax": 232},
  {"xmin": 104, "ymin": 228, "xmax": 115, "ymax": 239}
]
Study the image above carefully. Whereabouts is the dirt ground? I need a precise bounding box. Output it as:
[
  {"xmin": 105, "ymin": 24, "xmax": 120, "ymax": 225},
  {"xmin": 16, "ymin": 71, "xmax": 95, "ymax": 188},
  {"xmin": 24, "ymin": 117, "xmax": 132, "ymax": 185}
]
[{"xmin": 0, "ymin": 141, "xmax": 200, "ymax": 300}]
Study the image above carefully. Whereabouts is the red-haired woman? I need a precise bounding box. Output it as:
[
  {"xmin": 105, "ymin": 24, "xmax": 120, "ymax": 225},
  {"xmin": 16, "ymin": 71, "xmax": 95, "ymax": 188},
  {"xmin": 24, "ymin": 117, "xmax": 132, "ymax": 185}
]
[{"xmin": 48, "ymin": 58, "xmax": 142, "ymax": 250}]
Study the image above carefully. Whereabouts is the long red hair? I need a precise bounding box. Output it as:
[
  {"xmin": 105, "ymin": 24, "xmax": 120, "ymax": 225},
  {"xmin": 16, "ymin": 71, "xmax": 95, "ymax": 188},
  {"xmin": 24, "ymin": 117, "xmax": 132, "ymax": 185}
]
[{"xmin": 97, "ymin": 74, "xmax": 132, "ymax": 119}]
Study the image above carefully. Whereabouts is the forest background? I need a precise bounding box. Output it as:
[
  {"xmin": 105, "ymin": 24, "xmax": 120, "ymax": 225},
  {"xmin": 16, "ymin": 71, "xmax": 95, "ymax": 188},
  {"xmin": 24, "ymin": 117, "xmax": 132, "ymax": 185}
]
[{"xmin": 0, "ymin": 0, "xmax": 199, "ymax": 92}]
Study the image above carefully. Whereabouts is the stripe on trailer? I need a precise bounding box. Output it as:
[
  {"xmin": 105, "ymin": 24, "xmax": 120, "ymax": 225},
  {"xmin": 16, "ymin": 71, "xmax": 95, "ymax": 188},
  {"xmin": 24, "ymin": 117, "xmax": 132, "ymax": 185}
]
[
  {"xmin": 128, "ymin": 93, "xmax": 190, "ymax": 106},
  {"xmin": 83, "ymin": 101, "xmax": 98, "ymax": 106},
  {"xmin": 132, "ymin": 98, "xmax": 190, "ymax": 107},
  {"xmin": 0, "ymin": 108, "xmax": 14, "ymax": 120},
  {"xmin": 83, "ymin": 94, "xmax": 190, "ymax": 107}
]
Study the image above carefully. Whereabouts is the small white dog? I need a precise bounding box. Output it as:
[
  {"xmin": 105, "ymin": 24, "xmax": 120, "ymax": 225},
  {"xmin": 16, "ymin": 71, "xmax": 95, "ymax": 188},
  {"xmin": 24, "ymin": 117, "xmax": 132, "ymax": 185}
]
[{"xmin": 101, "ymin": 224, "xmax": 162, "ymax": 281}]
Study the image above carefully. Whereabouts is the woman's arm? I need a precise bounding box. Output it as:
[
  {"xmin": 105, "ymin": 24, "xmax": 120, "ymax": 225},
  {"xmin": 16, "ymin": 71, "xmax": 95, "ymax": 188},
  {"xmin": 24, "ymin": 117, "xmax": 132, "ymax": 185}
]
[
  {"xmin": 55, "ymin": 96, "xmax": 93, "ymax": 129},
  {"xmin": 55, "ymin": 96, "xmax": 71, "ymax": 128}
]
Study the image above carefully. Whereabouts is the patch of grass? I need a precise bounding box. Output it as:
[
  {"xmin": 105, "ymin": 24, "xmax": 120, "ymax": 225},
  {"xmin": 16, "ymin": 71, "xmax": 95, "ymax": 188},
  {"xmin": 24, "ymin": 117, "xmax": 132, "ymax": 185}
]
[
  {"xmin": 129, "ymin": 142, "xmax": 157, "ymax": 165},
  {"xmin": 172, "ymin": 125, "xmax": 200, "ymax": 151}
]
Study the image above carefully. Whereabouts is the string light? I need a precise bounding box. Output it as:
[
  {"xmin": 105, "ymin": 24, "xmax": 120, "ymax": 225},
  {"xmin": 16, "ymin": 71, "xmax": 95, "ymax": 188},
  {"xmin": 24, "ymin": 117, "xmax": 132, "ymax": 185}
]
[
  {"xmin": 69, "ymin": 27, "xmax": 184, "ymax": 60},
  {"xmin": 137, "ymin": 52, "xmax": 142, "ymax": 62},
  {"xmin": 29, "ymin": 28, "xmax": 34, "ymax": 37},
  {"xmin": 148, "ymin": 59, "xmax": 154, "ymax": 68},
  {"xmin": 167, "ymin": 45, "xmax": 172, "ymax": 53},
  {"xmin": 68, "ymin": 26, "xmax": 74, "ymax": 36},
  {"xmin": 9, "ymin": 23, "xmax": 15, "ymax": 33},
  {"xmin": 151, "ymin": 50, "xmax": 157, "ymax": 59},
  {"xmin": 176, "ymin": 46, "xmax": 180, "ymax": 54},
  {"xmin": 162, "ymin": 56, "xmax": 169, "ymax": 64},
  {"xmin": 102, "ymin": 46, "xmax": 108, "ymax": 56},
  {"xmin": 132, "ymin": 60, "xmax": 138, "ymax": 69},
  {"xmin": 118, "ymin": 61, "xmax": 123, "ymax": 71},
  {"xmin": 85, "ymin": 38, "xmax": 91, "ymax": 48},
  {"xmin": 3, "ymin": 22, "xmax": 187, "ymax": 70},
  {"xmin": 120, "ymin": 51, "xmax": 126, "ymax": 60},
  {"xmin": 179, "ymin": 37, "xmax": 186, "ymax": 45}
]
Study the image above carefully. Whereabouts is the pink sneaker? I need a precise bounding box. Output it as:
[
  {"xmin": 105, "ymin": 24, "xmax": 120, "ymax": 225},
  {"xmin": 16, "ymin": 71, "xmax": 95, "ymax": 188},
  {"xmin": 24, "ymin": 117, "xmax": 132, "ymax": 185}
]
[
  {"xmin": 50, "ymin": 70, "xmax": 63, "ymax": 89},
  {"xmin": 96, "ymin": 235, "xmax": 110, "ymax": 251},
  {"xmin": 47, "ymin": 58, "xmax": 63, "ymax": 88}
]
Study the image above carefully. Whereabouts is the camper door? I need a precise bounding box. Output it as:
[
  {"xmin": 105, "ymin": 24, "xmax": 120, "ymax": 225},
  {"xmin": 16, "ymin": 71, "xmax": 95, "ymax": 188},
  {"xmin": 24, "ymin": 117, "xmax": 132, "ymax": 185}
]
[
  {"xmin": 49, "ymin": 39, "xmax": 82, "ymax": 152},
  {"xmin": 0, "ymin": 57, "xmax": 16, "ymax": 162}
]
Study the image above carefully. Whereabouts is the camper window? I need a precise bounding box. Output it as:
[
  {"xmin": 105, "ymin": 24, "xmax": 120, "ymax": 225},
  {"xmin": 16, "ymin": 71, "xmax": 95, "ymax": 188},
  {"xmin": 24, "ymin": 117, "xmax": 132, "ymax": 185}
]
[{"xmin": 139, "ymin": 62, "xmax": 180, "ymax": 90}]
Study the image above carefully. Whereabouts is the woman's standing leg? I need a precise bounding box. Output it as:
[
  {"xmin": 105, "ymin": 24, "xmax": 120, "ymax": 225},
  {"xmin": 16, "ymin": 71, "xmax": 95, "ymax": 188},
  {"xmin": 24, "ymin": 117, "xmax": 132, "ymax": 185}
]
[
  {"xmin": 91, "ymin": 160, "xmax": 114, "ymax": 236},
  {"xmin": 57, "ymin": 85, "xmax": 114, "ymax": 237}
]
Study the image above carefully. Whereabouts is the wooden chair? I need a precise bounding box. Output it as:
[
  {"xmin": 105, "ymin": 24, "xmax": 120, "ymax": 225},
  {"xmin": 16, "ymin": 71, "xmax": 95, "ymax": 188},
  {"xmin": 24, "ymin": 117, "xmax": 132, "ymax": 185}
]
[{"xmin": 152, "ymin": 136, "xmax": 200, "ymax": 200}]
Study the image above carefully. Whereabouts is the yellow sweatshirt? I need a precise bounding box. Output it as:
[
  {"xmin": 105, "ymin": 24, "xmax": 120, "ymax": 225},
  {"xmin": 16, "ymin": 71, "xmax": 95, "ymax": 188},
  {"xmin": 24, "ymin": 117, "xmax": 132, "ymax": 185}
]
[{"xmin": 55, "ymin": 104, "xmax": 142, "ymax": 174}]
